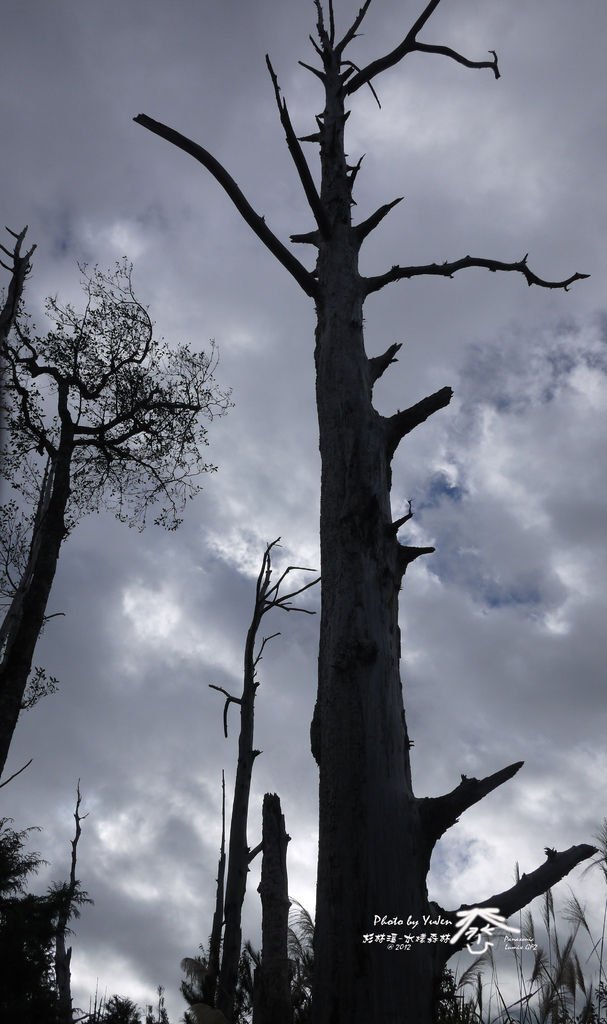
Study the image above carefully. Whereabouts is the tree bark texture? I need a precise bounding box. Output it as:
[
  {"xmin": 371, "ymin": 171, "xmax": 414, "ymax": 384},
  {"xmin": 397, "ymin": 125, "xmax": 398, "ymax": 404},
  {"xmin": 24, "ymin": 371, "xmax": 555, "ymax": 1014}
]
[
  {"xmin": 253, "ymin": 793, "xmax": 293, "ymax": 1024},
  {"xmin": 309, "ymin": 59, "xmax": 434, "ymax": 1024}
]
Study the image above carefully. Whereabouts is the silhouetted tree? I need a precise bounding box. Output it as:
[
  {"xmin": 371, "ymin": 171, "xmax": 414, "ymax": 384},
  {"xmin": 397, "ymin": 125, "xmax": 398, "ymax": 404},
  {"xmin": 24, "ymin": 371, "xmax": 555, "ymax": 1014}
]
[
  {"xmin": 253, "ymin": 793, "xmax": 292, "ymax": 1024},
  {"xmin": 135, "ymin": 3, "xmax": 596, "ymax": 1021},
  {"xmin": 53, "ymin": 781, "xmax": 90, "ymax": 1024},
  {"xmin": 100, "ymin": 994, "xmax": 142, "ymax": 1024},
  {"xmin": 210, "ymin": 542, "xmax": 317, "ymax": 1021},
  {"xmin": 0, "ymin": 236, "xmax": 231, "ymax": 778},
  {"xmin": 182, "ymin": 542, "xmax": 317, "ymax": 1020},
  {"xmin": 0, "ymin": 816, "xmax": 60, "ymax": 1022}
]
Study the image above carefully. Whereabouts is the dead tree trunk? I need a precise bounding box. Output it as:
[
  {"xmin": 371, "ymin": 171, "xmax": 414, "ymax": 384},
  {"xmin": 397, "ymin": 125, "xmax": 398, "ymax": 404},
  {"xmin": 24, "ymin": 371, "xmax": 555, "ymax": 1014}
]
[
  {"xmin": 55, "ymin": 780, "xmax": 88, "ymax": 1024},
  {"xmin": 203, "ymin": 770, "xmax": 227, "ymax": 1008},
  {"xmin": 211, "ymin": 542, "xmax": 318, "ymax": 1022},
  {"xmin": 253, "ymin": 793, "xmax": 293, "ymax": 1024},
  {"xmin": 135, "ymin": 3, "xmax": 595, "ymax": 1020}
]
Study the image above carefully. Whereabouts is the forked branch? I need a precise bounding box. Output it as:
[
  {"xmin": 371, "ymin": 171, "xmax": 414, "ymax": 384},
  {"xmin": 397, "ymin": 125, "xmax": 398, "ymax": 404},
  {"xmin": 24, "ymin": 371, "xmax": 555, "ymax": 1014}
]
[
  {"xmin": 335, "ymin": 0, "xmax": 374, "ymax": 59},
  {"xmin": 262, "ymin": 544, "xmax": 320, "ymax": 614},
  {"xmin": 344, "ymin": 0, "xmax": 500, "ymax": 95},
  {"xmin": 265, "ymin": 56, "xmax": 330, "ymax": 238},
  {"xmin": 133, "ymin": 115, "xmax": 318, "ymax": 298},
  {"xmin": 355, "ymin": 197, "xmax": 404, "ymax": 246},
  {"xmin": 365, "ymin": 255, "xmax": 590, "ymax": 296},
  {"xmin": 313, "ymin": 0, "xmax": 332, "ymax": 57}
]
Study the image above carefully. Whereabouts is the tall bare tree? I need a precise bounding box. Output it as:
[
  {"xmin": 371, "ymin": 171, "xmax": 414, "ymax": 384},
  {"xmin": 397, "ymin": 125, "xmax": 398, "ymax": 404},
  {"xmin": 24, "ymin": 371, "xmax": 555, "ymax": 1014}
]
[
  {"xmin": 209, "ymin": 541, "xmax": 318, "ymax": 1021},
  {"xmin": 0, "ymin": 246, "xmax": 231, "ymax": 779},
  {"xmin": 135, "ymin": 3, "xmax": 596, "ymax": 1020},
  {"xmin": 53, "ymin": 780, "xmax": 89, "ymax": 1024}
]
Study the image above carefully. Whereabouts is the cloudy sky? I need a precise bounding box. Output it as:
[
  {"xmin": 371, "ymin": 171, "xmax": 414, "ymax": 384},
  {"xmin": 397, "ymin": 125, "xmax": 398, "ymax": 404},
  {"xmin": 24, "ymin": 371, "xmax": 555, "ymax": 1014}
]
[{"xmin": 1, "ymin": 0, "xmax": 606, "ymax": 1018}]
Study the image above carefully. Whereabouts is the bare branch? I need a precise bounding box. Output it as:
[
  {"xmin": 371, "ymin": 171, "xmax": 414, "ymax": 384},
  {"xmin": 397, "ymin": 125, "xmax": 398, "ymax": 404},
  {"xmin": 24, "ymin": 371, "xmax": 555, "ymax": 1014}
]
[
  {"xmin": 248, "ymin": 841, "xmax": 263, "ymax": 863},
  {"xmin": 418, "ymin": 761, "xmax": 524, "ymax": 847},
  {"xmin": 385, "ymin": 386, "xmax": 453, "ymax": 458},
  {"xmin": 298, "ymin": 59, "xmax": 326, "ymax": 82},
  {"xmin": 389, "ymin": 499, "xmax": 413, "ymax": 535},
  {"xmin": 399, "ymin": 0, "xmax": 442, "ymax": 45},
  {"xmin": 414, "ymin": 43, "xmax": 500, "ymax": 79},
  {"xmin": 397, "ymin": 545, "xmax": 434, "ymax": 575},
  {"xmin": 209, "ymin": 683, "xmax": 242, "ymax": 739},
  {"xmin": 265, "ymin": 56, "xmax": 329, "ymax": 238},
  {"xmin": 264, "ymin": 569, "xmax": 320, "ymax": 614},
  {"xmin": 253, "ymin": 632, "xmax": 281, "ymax": 672},
  {"xmin": 264, "ymin": 563, "xmax": 317, "ymax": 602},
  {"xmin": 272, "ymin": 584, "xmax": 320, "ymax": 613},
  {"xmin": 297, "ymin": 131, "xmax": 322, "ymax": 144},
  {"xmin": 342, "ymin": 60, "xmax": 382, "ymax": 107},
  {"xmin": 344, "ymin": 0, "xmax": 499, "ymax": 96},
  {"xmin": 327, "ymin": 0, "xmax": 336, "ymax": 46},
  {"xmin": 441, "ymin": 844, "xmax": 598, "ymax": 959},
  {"xmin": 290, "ymin": 228, "xmax": 322, "ymax": 246},
  {"xmin": 336, "ymin": 0, "xmax": 374, "ymax": 58},
  {"xmin": 308, "ymin": 33, "xmax": 325, "ymax": 62},
  {"xmin": 364, "ymin": 254, "xmax": 590, "ymax": 296},
  {"xmin": 313, "ymin": 0, "xmax": 331, "ymax": 56},
  {"xmin": 0, "ymin": 756, "xmax": 33, "ymax": 789},
  {"xmin": 368, "ymin": 341, "xmax": 402, "ymax": 385},
  {"xmin": 133, "ymin": 114, "xmax": 318, "ymax": 297},
  {"xmin": 347, "ymin": 153, "xmax": 366, "ymax": 195},
  {"xmin": 355, "ymin": 197, "xmax": 404, "ymax": 245}
]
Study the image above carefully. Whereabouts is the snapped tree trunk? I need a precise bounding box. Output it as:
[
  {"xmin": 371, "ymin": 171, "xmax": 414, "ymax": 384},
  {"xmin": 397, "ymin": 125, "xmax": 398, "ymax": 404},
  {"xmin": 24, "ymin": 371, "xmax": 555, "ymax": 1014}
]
[
  {"xmin": 134, "ymin": 3, "xmax": 595, "ymax": 1021},
  {"xmin": 253, "ymin": 793, "xmax": 292, "ymax": 1024}
]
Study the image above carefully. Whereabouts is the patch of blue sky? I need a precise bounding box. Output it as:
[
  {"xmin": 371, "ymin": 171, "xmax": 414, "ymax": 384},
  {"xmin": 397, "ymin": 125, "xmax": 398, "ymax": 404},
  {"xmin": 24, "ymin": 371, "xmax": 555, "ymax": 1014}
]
[
  {"xmin": 426, "ymin": 551, "xmax": 544, "ymax": 615},
  {"xmin": 482, "ymin": 581, "xmax": 543, "ymax": 611},
  {"xmin": 420, "ymin": 472, "xmax": 466, "ymax": 510},
  {"xmin": 458, "ymin": 318, "xmax": 607, "ymax": 415}
]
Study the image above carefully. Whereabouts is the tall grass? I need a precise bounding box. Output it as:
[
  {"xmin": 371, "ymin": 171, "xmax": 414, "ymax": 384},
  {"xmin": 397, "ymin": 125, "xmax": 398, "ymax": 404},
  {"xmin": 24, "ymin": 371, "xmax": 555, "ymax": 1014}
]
[{"xmin": 443, "ymin": 822, "xmax": 607, "ymax": 1024}]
